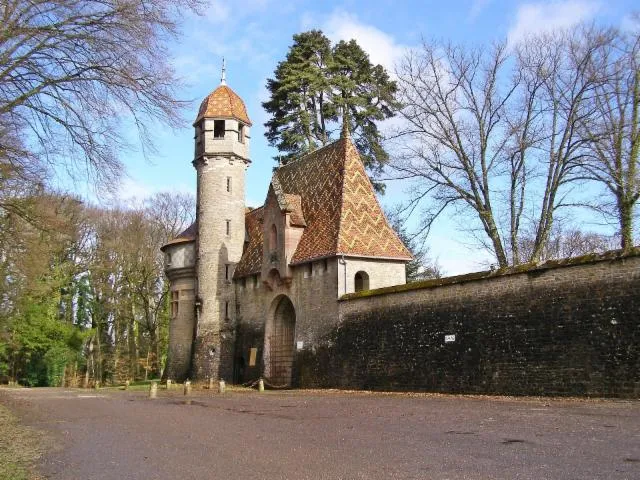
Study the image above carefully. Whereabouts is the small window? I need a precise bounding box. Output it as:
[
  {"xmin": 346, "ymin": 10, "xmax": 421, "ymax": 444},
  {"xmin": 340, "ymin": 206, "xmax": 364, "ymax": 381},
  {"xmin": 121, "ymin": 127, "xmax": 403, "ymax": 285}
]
[
  {"xmin": 354, "ymin": 271, "xmax": 369, "ymax": 292},
  {"xmin": 241, "ymin": 277, "xmax": 246, "ymax": 288},
  {"xmin": 323, "ymin": 259, "xmax": 328, "ymax": 272},
  {"xmin": 214, "ymin": 120, "xmax": 225, "ymax": 138},
  {"xmin": 238, "ymin": 124, "xmax": 244, "ymax": 143},
  {"xmin": 226, "ymin": 177, "xmax": 231, "ymax": 193},
  {"xmin": 225, "ymin": 301, "xmax": 229, "ymax": 320},
  {"xmin": 270, "ymin": 224, "xmax": 277, "ymax": 251},
  {"xmin": 253, "ymin": 275, "xmax": 259, "ymax": 287},
  {"xmin": 166, "ymin": 252, "xmax": 172, "ymax": 265},
  {"xmin": 304, "ymin": 263, "xmax": 313, "ymax": 278},
  {"xmin": 226, "ymin": 220, "xmax": 231, "ymax": 236},
  {"xmin": 225, "ymin": 264, "xmax": 230, "ymax": 281},
  {"xmin": 170, "ymin": 290, "xmax": 179, "ymax": 318}
]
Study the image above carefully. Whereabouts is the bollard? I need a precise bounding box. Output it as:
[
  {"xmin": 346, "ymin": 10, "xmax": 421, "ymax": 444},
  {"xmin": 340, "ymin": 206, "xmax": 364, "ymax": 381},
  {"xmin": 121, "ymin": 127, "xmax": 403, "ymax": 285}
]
[
  {"xmin": 94, "ymin": 381, "xmax": 100, "ymax": 390},
  {"xmin": 166, "ymin": 379, "xmax": 172, "ymax": 390},
  {"xmin": 258, "ymin": 378, "xmax": 264, "ymax": 392},
  {"xmin": 149, "ymin": 381, "xmax": 158, "ymax": 399},
  {"xmin": 218, "ymin": 379, "xmax": 226, "ymax": 394},
  {"xmin": 124, "ymin": 380, "xmax": 130, "ymax": 390},
  {"xmin": 208, "ymin": 377, "xmax": 214, "ymax": 390},
  {"xmin": 184, "ymin": 380, "xmax": 192, "ymax": 396}
]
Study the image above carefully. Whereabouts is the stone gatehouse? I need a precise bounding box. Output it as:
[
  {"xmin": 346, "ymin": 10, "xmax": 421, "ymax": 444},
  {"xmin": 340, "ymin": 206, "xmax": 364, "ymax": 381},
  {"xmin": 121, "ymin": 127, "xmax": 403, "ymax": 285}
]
[
  {"xmin": 161, "ymin": 76, "xmax": 640, "ymax": 397},
  {"xmin": 161, "ymin": 77, "xmax": 411, "ymax": 385}
]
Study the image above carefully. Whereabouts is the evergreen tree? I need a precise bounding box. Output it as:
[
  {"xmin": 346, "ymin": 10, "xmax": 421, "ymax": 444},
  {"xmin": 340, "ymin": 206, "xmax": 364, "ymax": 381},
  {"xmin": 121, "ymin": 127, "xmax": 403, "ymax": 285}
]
[{"xmin": 263, "ymin": 31, "xmax": 398, "ymax": 177}]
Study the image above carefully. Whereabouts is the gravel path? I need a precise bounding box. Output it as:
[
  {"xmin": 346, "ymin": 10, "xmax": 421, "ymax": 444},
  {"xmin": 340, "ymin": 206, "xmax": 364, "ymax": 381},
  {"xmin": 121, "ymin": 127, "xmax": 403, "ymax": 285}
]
[{"xmin": 1, "ymin": 387, "xmax": 639, "ymax": 479}]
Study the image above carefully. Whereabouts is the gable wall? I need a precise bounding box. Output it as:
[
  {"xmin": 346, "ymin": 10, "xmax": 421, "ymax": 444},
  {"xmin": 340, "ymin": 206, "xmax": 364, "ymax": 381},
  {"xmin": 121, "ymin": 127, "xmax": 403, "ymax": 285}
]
[{"xmin": 336, "ymin": 257, "xmax": 406, "ymax": 296}]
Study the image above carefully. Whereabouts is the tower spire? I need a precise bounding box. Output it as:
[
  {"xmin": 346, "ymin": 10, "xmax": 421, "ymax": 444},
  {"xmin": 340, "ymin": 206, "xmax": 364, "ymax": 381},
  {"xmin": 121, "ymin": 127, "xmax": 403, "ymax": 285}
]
[{"xmin": 220, "ymin": 58, "xmax": 227, "ymax": 86}]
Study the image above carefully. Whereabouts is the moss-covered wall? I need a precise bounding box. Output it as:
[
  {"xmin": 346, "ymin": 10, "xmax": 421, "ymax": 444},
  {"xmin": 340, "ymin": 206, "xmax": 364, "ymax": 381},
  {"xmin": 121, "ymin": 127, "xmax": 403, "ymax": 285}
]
[{"xmin": 297, "ymin": 250, "xmax": 640, "ymax": 397}]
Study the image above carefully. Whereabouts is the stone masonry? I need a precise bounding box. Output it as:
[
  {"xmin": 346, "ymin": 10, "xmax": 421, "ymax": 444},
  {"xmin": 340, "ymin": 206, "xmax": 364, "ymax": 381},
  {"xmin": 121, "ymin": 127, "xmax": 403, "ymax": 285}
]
[{"xmin": 296, "ymin": 250, "xmax": 640, "ymax": 397}]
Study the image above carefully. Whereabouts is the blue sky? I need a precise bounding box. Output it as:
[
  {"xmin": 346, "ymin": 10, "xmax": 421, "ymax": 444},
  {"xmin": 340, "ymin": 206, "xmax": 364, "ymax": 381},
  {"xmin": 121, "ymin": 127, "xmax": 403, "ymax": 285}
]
[{"xmin": 107, "ymin": 0, "xmax": 637, "ymax": 275}]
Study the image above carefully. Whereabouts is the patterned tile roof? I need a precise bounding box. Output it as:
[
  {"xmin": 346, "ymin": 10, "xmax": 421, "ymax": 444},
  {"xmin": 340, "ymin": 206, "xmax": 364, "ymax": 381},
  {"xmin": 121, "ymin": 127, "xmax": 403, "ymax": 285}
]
[
  {"xmin": 234, "ymin": 207, "xmax": 264, "ymax": 278},
  {"xmin": 235, "ymin": 137, "xmax": 411, "ymax": 276},
  {"xmin": 160, "ymin": 222, "xmax": 196, "ymax": 251},
  {"xmin": 194, "ymin": 84, "xmax": 252, "ymax": 126}
]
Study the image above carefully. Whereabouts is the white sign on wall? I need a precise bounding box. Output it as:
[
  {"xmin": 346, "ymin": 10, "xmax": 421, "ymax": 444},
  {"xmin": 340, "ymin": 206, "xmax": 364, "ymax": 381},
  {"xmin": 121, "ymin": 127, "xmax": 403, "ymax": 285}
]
[
  {"xmin": 296, "ymin": 341, "xmax": 304, "ymax": 351},
  {"xmin": 444, "ymin": 334, "xmax": 456, "ymax": 343}
]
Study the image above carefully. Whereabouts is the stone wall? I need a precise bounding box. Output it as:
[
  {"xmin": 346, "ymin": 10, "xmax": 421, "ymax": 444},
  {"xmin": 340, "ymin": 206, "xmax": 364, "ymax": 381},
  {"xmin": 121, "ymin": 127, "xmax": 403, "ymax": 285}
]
[
  {"xmin": 336, "ymin": 256, "xmax": 406, "ymax": 297},
  {"xmin": 297, "ymin": 250, "xmax": 640, "ymax": 397},
  {"xmin": 165, "ymin": 274, "xmax": 196, "ymax": 382},
  {"xmin": 233, "ymin": 257, "xmax": 341, "ymax": 384}
]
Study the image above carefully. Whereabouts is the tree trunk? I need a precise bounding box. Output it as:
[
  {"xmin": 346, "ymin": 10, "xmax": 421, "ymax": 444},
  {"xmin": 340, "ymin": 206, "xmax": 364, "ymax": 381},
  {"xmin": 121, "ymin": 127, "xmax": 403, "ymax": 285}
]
[{"xmin": 619, "ymin": 199, "xmax": 634, "ymax": 251}]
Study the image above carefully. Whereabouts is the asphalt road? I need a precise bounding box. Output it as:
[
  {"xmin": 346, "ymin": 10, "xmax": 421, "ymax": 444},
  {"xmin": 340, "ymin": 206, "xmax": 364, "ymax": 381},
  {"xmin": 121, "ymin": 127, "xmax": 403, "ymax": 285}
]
[{"xmin": 1, "ymin": 387, "xmax": 639, "ymax": 479}]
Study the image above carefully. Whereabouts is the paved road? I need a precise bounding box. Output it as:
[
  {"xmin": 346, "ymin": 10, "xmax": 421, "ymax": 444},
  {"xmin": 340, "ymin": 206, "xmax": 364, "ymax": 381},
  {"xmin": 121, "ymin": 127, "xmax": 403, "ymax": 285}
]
[{"xmin": 1, "ymin": 387, "xmax": 639, "ymax": 479}]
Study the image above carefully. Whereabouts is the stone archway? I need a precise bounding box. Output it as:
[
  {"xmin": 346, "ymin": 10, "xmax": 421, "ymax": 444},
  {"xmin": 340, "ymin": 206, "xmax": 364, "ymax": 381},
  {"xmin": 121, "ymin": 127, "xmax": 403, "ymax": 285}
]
[{"xmin": 264, "ymin": 295, "xmax": 296, "ymax": 386}]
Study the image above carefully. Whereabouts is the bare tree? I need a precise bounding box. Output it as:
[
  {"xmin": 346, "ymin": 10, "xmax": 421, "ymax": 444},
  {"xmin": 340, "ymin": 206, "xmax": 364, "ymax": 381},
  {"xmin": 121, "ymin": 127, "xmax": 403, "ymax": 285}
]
[
  {"xmin": 393, "ymin": 27, "xmax": 614, "ymax": 267},
  {"xmin": 394, "ymin": 41, "xmax": 517, "ymax": 267},
  {"xmin": 579, "ymin": 24, "xmax": 640, "ymax": 250},
  {"xmin": 518, "ymin": 225, "xmax": 619, "ymax": 262},
  {"xmin": 516, "ymin": 27, "xmax": 615, "ymax": 262},
  {"xmin": 0, "ymin": 0, "xmax": 199, "ymax": 191},
  {"xmin": 145, "ymin": 191, "xmax": 195, "ymax": 243}
]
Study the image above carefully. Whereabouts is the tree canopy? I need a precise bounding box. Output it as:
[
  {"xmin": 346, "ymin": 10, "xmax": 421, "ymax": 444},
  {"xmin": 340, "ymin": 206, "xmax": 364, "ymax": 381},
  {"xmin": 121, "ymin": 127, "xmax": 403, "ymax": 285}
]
[
  {"xmin": 0, "ymin": 0, "xmax": 199, "ymax": 195},
  {"xmin": 393, "ymin": 23, "xmax": 639, "ymax": 267},
  {"xmin": 263, "ymin": 30, "xmax": 398, "ymax": 180}
]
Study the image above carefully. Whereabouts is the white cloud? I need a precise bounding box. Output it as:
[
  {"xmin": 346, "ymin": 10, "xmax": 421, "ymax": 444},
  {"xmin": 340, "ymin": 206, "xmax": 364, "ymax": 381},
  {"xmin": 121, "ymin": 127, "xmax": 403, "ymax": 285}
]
[
  {"xmin": 115, "ymin": 177, "xmax": 195, "ymax": 206},
  {"xmin": 508, "ymin": 1, "xmax": 600, "ymax": 45},
  {"xmin": 468, "ymin": 0, "xmax": 492, "ymax": 22},
  {"xmin": 202, "ymin": 0, "xmax": 230, "ymax": 24},
  {"xmin": 621, "ymin": 13, "xmax": 640, "ymax": 32},
  {"xmin": 322, "ymin": 10, "xmax": 410, "ymax": 74},
  {"xmin": 202, "ymin": 0, "xmax": 271, "ymax": 25}
]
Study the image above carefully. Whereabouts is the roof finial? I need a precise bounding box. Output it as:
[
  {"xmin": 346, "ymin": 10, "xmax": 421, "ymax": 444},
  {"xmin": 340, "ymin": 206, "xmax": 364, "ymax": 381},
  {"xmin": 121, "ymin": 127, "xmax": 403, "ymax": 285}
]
[
  {"xmin": 220, "ymin": 58, "xmax": 227, "ymax": 86},
  {"xmin": 341, "ymin": 105, "xmax": 350, "ymax": 139}
]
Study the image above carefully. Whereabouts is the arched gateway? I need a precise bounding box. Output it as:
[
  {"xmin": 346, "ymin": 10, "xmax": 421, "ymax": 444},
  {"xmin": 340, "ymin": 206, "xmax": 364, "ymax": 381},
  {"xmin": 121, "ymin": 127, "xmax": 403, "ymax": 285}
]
[{"xmin": 264, "ymin": 295, "xmax": 296, "ymax": 386}]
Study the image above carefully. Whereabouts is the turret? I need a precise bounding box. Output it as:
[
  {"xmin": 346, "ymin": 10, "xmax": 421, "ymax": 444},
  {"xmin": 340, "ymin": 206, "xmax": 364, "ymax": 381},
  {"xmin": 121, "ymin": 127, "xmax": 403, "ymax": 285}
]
[
  {"xmin": 192, "ymin": 63, "xmax": 252, "ymax": 381},
  {"xmin": 161, "ymin": 225, "xmax": 196, "ymax": 381}
]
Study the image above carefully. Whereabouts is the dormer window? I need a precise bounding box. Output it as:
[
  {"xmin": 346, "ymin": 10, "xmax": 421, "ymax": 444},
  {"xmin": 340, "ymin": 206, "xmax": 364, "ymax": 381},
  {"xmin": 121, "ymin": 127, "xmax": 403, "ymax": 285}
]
[
  {"xmin": 238, "ymin": 124, "xmax": 245, "ymax": 143},
  {"xmin": 214, "ymin": 120, "xmax": 225, "ymax": 138}
]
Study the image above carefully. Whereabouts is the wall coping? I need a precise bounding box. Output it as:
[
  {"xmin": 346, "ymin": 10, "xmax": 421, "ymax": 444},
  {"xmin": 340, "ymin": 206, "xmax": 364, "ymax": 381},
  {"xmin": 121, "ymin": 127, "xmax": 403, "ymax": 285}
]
[{"xmin": 339, "ymin": 247, "xmax": 640, "ymax": 301}]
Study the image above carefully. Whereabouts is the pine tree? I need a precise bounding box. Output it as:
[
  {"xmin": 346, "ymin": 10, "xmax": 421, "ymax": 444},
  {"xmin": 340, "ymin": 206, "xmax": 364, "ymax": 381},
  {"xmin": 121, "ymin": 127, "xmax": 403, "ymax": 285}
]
[{"xmin": 263, "ymin": 31, "xmax": 398, "ymax": 176}]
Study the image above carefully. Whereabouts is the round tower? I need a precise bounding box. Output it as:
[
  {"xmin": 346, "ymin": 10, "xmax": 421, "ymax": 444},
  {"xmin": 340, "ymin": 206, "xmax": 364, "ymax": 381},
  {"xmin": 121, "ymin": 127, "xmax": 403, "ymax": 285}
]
[
  {"xmin": 161, "ymin": 225, "xmax": 196, "ymax": 382},
  {"xmin": 192, "ymin": 66, "xmax": 251, "ymax": 382}
]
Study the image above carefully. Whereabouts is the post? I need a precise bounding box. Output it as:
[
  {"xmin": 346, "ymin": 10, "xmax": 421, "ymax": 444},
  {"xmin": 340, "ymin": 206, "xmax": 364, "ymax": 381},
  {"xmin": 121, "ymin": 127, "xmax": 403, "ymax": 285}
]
[
  {"xmin": 208, "ymin": 377, "xmax": 214, "ymax": 390},
  {"xmin": 166, "ymin": 379, "xmax": 172, "ymax": 390},
  {"xmin": 258, "ymin": 378, "xmax": 264, "ymax": 392},
  {"xmin": 184, "ymin": 380, "xmax": 192, "ymax": 396},
  {"xmin": 218, "ymin": 379, "xmax": 226, "ymax": 394},
  {"xmin": 124, "ymin": 380, "xmax": 130, "ymax": 390},
  {"xmin": 149, "ymin": 381, "xmax": 158, "ymax": 399}
]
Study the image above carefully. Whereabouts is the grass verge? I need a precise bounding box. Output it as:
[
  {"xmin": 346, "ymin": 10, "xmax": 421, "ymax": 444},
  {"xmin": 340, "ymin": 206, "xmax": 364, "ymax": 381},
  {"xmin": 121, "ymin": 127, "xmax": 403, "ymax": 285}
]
[{"xmin": 0, "ymin": 403, "xmax": 45, "ymax": 480}]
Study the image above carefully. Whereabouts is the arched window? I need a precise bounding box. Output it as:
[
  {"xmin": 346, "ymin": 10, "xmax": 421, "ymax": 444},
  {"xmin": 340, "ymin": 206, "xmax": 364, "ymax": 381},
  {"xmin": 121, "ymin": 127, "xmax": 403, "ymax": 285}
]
[
  {"xmin": 354, "ymin": 271, "xmax": 369, "ymax": 292},
  {"xmin": 269, "ymin": 224, "xmax": 277, "ymax": 251}
]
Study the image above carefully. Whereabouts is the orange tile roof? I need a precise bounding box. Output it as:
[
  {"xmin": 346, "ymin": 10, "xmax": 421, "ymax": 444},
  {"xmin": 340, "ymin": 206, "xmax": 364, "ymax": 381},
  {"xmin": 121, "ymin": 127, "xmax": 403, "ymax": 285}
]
[
  {"xmin": 234, "ymin": 207, "xmax": 264, "ymax": 278},
  {"xmin": 194, "ymin": 84, "xmax": 252, "ymax": 126},
  {"xmin": 234, "ymin": 137, "xmax": 411, "ymax": 276}
]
